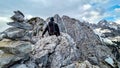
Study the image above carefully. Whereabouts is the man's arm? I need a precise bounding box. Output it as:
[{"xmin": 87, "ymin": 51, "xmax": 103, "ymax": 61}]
[{"xmin": 42, "ymin": 25, "xmax": 48, "ymax": 36}]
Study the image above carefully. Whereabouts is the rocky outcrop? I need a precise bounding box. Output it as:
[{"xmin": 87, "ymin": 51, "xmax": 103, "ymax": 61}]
[
  {"xmin": 27, "ymin": 17, "xmax": 45, "ymax": 36},
  {"xmin": 0, "ymin": 39, "xmax": 32, "ymax": 68},
  {"xmin": 7, "ymin": 22, "xmax": 33, "ymax": 30},
  {"xmin": 0, "ymin": 40, "xmax": 32, "ymax": 55},
  {"xmin": 54, "ymin": 15, "xmax": 120, "ymax": 68},
  {"xmin": 0, "ymin": 11, "xmax": 120, "ymax": 68},
  {"xmin": 61, "ymin": 60, "xmax": 100, "ymax": 68},
  {"xmin": 54, "ymin": 14, "xmax": 66, "ymax": 33},
  {"xmin": 90, "ymin": 20, "xmax": 120, "ymax": 62},
  {"xmin": 0, "ymin": 12, "xmax": 45, "ymax": 44},
  {"xmin": 11, "ymin": 10, "xmax": 25, "ymax": 22},
  {"xmin": 32, "ymin": 33, "xmax": 80, "ymax": 68}
]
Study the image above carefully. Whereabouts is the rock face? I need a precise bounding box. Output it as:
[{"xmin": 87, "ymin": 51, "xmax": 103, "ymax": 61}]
[
  {"xmin": 0, "ymin": 39, "xmax": 32, "ymax": 68},
  {"xmin": 90, "ymin": 20, "xmax": 120, "ymax": 62},
  {"xmin": 54, "ymin": 15, "xmax": 120, "ymax": 68},
  {"xmin": 91, "ymin": 19, "xmax": 120, "ymax": 42},
  {"xmin": 27, "ymin": 17, "xmax": 45, "ymax": 36},
  {"xmin": 33, "ymin": 33, "xmax": 80, "ymax": 68},
  {"xmin": 0, "ymin": 16, "xmax": 44, "ymax": 43},
  {"xmin": 11, "ymin": 10, "xmax": 25, "ymax": 22},
  {"xmin": 7, "ymin": 22, "xmax": 33, "ymax": 30},
  {"xmin": 54, "ymin": 14, "xmax": 66, "ymax": 33},
  {"xmin": 61, "ymin": 60, "xmax": 100, "ymax": 68},
  {"xmin": 0, "ymin": 40, "xmax": 32, "ymax": 55},
  {"xmin": 0, "ymin": 11, "xmax": 120, "ymax": 68}
]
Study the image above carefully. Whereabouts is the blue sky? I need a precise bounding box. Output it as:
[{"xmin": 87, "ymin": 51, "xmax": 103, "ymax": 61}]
[{"xmin": 0, "ymin": 0, "xmax": 120, "ymax": 31}]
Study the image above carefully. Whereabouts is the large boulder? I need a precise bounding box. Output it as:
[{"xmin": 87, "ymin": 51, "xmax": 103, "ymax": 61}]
[
  {"xmin": 32, "ymin": 33, "xmax": 80, "ymax": 68},
  {"xmin": 7, "ymin": 22, "xmax": 33, "ymax": 30},
  {"xmin": 0, "ymin": 27, "xmax": 34, "ymax": 42},
  {"xmin": 0, "ymin": 39, "xmax": 32, "ymax": 55},
  {"xmin": 1, "ymin": 27, "xmax": 26, "ymax": 39},
  {"xmin": 0, "ymin": 53, "xmax": 21, "ymax": 68},
  {"xmin": 0, "ymin": 39, "xmax": 33, "ymax": 68},
  {"xmin": 27, "ymin": 17, "xmax": 45, "ymax": 36},
  {"xmin": 11, "ymin": 10, "xmax": 25, "ymax": 22}
]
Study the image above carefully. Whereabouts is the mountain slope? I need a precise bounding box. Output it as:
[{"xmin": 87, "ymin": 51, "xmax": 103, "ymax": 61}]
[{"xmin": 0, "ymin": 11, "xmax": 120, "ymax": 68}]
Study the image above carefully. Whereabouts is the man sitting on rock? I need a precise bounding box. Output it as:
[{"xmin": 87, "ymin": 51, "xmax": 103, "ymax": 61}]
[
  {"xmin": 11, "ymin": 10, "xmax": 25, "ymax": 22},
  {"xmin": 42, "ymin": 17, "xmax": 60, "ymax": 37}
]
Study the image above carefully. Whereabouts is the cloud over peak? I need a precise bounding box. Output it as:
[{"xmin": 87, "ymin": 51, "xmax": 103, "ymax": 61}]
[{"xmin": 0, "ymin": 0, "xmax": 120, "ymax": 23}]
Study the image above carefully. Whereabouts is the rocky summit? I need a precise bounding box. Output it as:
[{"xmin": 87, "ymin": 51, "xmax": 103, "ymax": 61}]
[{"xmin": 0, "ymin": 11, "xmax": 120, "ymax": 68}]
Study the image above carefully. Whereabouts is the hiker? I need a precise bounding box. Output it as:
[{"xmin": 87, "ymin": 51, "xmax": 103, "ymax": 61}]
[{"xmin": 42, "ymin": 17, "xmax": 60, "ymax": 37}]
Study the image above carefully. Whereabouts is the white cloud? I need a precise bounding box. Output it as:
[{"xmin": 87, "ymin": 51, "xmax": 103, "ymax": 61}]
[
  {"xmin": 90, "ymin": 11, "xmax": 99, "ymax": 15},
  {"xmin": 93, "ymin": 0, "xmax": 109, "ymax": 3},
  {"xmin": 83, "ymin": 4, "xmax": 92, "ymax": 11},
  {"xmin": 29, "ymin": 0, "xmax": 45, "ymax": 3},
  {"xmin": 25, "ymin": 14, "xmax": 33, "ymax": 19},
  {"xmin": 0, "ymin": 0, "xmax": 117, "ymax": 24},
  {"xmin": 0, "ymin": 16, "xmax": 11, "ymax": 23},
  {"xmin": 0, "ymin": 16, "xmax": 12, "ymax": 32},
  {"xmin": 115, "ymin": 19, "xmax": 120, "ymax": 24},
  {"xmin": 80, "ymin": 10, "xmax": 102, "ymax": 23},
  {"xmin": 115, "ymin": 8, "xmax": 120, "ymax": 12}
]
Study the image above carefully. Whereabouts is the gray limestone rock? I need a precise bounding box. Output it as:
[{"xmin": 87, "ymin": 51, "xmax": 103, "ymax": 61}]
[
  {"xmin": 7, "ymin": 22, "xmax": 33, "ymax": 30},
  {"xmin": 11, "ymin": 10, "xmax": 25, "ymax": 22}
]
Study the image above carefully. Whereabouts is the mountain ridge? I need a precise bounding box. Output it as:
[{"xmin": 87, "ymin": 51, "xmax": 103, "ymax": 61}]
[{"xmin": 0, "ymin": 11, "xmax": 120, "ymax": 68}]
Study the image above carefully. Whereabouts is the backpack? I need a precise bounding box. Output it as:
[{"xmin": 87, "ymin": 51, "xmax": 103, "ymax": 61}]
[{"xmin": 48, "ymin": 22, "xmax": 56, "ymax": 35}]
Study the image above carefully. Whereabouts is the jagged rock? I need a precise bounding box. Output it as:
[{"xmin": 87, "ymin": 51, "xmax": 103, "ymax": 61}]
[
  {"xmin": 54, "ymin": 15, "xmax": 120, "ymax": 68},
  {"xmin": 0, "ymin": 27, "xmax": 26, "ymax": 40},
  {"xmin": 7, "ymin": 22, "xmax": 33, "ymax": 30},
  {"xmin": 98, "ymin": 20, "xmax": 108, "ymax": 27},
  {"xmin": 0, "ymin": 50, "xmax": 4, "ymax": 54},
  {"xmin": 104, "ymin": 56, "xmax": 115, "ymax": 67},
  {"xmin": 54, "ymin": 14, "xmax": 66, "ymax": 33},
  {"xmin": 32, "ymin": 33, "xmax": 80, "ymax": 68},
  {"xmin": 25, "ymin": 60, "xmax": 37, "ymax": 68},
  {"xmin": 0, "ymin": 39, "xmax": 32, "ymax": 56},
  {"xmin": 11, "ymin": 10, "xmax": 24, "ymax": 22},
  {"xmin": 103, "ymin": 55, "xmax": 120, "ymax": 68},
  {"xmin": 27, "ymin": 17, "xmax": 45, "ymax": 26},
  {"xmin": 0, "ymin": 33, "xmax": 6, "ymax": 41},
  {"xmin": 10, "ymin": 64, "xmax": 28, "ymax": 68},
  {"xmin": 78, "ymin": 60, "xmax": 99, "ymax": 68},
  {"xmin": 88, "ymin": 57, "xmax": 99, "ymax": 65},
  {"xmin": 0, "ymin": 39, "xmax": 33, "ymax": 68},
  {"xmin": 0, "ymin": 53, "xmax": 22, "ymax": 68},
  {"xmin": 62, "ymin": 15, "xmax": 84, "ymax": 42},
  {"xmin": 0, "ymin": 12, "xmax": 120, "ymax": 68},
  {"xmin": 0, "ymin": 17, "xmax": 44, "ymax": 42},
  {"xmin": 61, "ymin": 63, "xmax": 76, "ymax": 68},
  {"xmin": 0, "ymin": 27, "xmax": 34, "ymax": 41},
  {"xmin": 61, "ymin": 60, "xmax": 100, "ymax": 68},
  {"xmin": 27, "ymin": 17, "xmax": 45, "ymax": 36},
  {"xmin": 9, "ymin": 58, "xmax": 37, "ymax": 68},
  {"xmin": 91, "ymin": 19, "xmax": 120, "ymax": 62}
]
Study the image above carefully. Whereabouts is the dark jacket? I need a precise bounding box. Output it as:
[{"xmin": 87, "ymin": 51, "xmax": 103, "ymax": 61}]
[{"xmin": 42, "ymin": 21, "xmax": 60, "ymax": 36}]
